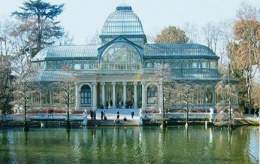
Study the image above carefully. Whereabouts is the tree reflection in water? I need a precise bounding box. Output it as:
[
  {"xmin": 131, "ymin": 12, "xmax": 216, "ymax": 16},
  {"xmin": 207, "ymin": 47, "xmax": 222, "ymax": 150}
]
[{"xmin": 0, "ymin": 126, "xmax": 258, "ymax": 163}]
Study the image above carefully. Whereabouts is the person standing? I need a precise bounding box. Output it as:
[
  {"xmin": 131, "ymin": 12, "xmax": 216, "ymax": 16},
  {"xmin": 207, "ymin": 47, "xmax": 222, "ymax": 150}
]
[
  {"xmin": 117, "ymin": 111, "xmax": 120, "ymax": 120},
  {"xmin": 101, "ymin": 111, "xmax": 104, "ymax": 120},
  {"xmin": 131, "ymin": 111, "xmax": 134, "ymax": 119}
]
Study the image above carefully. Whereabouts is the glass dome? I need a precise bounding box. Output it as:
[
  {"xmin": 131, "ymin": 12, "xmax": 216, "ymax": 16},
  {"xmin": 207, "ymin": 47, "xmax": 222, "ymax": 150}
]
[{"xmin": 100, "ymin": 5, "xmax": 145, "ymax": 36}]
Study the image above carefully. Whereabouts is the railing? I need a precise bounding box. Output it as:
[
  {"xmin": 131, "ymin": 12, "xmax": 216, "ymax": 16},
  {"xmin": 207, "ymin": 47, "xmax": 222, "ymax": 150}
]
[
  {"xmin": 142, "ymin": 112, "xmax": 215, "ymax": 121},
  {"xmin": 170, "ymin": 104, "xmax": 214, "ymax": 111},
  {"xmin": 96, "ymin": 108, "xmax": 140, "ymax": 116}
]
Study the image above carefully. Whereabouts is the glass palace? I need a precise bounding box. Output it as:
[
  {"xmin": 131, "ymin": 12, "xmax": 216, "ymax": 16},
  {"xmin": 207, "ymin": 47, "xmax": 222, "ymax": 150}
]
[{"xmin": 30, "ymin": 5, "xmax": 237, "ymax": 115}]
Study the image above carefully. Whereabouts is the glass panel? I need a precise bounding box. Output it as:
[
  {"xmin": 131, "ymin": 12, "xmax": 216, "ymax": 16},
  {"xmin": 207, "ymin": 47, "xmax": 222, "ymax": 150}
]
[
  {"xmin": 101, "ymin": 43, "xmax": 141, "ymax": 71},
  {"xmin": 147, "ymin": 85, "xmax": 158, "ymax": 105},
  {"xmin": 74, "ymin": 64, "xmax": 81, "ymax": 70},
  {"xmin": 80, "ymin": 85, "xmax": 91, "ymax": 106}
]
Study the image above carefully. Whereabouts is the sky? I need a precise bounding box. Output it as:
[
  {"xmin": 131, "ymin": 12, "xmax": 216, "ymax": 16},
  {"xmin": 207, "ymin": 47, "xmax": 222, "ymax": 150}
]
[{"xmin": 0, "ymin": 0, "xmax": 259, "ymax": 44}]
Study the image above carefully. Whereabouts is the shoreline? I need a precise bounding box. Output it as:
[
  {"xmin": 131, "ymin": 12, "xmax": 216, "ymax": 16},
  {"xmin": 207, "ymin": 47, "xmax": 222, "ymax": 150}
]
[{"xmin": 0, "ymin": 118, "xmax": 258, "ymax": 129}]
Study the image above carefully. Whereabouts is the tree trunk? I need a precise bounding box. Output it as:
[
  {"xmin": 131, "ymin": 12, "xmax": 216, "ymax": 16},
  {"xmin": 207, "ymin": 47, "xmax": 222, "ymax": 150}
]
[
  {"xmin": 186, "ymin": 102, "xmax": 189, "ymax": 125},
  {"xmin": 24, "ymin": 97, "xmax": 29, "ymax": 132},
  {"xmin": 66, "ymin": 95, "xmax": 71, "ymax": 129}
]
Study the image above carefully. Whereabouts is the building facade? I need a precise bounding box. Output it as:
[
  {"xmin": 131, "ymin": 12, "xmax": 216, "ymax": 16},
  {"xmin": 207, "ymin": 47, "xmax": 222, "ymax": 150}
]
[{"xmin": 31, "ymin": 5, "xmax": 232, "ymax": 115}]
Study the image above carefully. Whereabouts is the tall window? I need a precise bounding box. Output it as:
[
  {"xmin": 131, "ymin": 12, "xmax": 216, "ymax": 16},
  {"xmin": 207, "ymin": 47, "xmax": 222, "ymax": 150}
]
[
  {"xmin": 80, "ymin": 85, "xmax": 91, "ymax": 106},
  {"xmin": 147, "ymin": 85, "xmax": 158, "ymax": 104},
  {"xmin": 101, "ymin": 43, "xmax": 141, "ymax": 71}
]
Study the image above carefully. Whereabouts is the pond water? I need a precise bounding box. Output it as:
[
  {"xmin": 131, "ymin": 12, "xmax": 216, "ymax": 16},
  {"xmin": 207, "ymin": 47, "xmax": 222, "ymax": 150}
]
[{"xmin": 0, "ymin": 126, "xmax": 259, "ymax": 164}]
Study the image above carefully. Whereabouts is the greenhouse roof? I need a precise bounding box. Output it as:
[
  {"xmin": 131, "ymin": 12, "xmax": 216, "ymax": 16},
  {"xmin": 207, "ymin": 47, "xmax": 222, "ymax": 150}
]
[
  {"xmin": 31, "ymin": 70, "xmax": 74, "ymax": 82},
  {"xmin": 32, "ymin": 45, "xmax": 99, "ymax": 61},
  {"xmin": 144, "ymin": 43, "xmax": 217, "ymax": 57}
]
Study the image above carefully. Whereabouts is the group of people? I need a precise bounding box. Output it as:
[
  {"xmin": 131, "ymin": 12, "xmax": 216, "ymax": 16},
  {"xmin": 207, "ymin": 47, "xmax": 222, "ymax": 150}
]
[
  {"xmin": 100, "ymin": 111, "xmax": 107, "ymax": 120},
  {"xmin": 82, "ymin": 110, "xmax": 136, "ymax": 121},
  {"xmin": 102, "ymin": 110, "xmax": 135, "ymax": 121}
]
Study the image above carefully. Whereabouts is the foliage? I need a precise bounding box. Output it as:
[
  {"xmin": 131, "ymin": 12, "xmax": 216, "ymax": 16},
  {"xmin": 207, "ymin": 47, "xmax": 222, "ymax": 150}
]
[
  {"xmin": 155, "ymin": 26, "xmax": 189, "ymax": 44},
  {"xmin": 12, "ymin": 0, "xmax": 64, "ymax": 57},
  {"xmin": 227, "ymin": 3, "xmax": 260, "ymax": 109}
]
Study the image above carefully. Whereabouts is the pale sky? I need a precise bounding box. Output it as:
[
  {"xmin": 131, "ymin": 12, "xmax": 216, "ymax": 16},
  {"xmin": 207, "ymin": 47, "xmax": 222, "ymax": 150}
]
[{"xmin": 0, "ymin": 0, "xmax": 259, "ymax": 44}]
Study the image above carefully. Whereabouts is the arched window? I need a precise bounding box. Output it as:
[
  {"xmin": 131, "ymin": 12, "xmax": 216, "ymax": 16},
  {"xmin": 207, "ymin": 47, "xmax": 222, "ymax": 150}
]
[
  {"xmin": 100, "ymin": 43, "xmax": 141, "ymax": 71},
  {"xmin": 147, "ymin": 85, "xmax": 158, "ymax": 104},
  {"xmin": 80, "ymin": 85, "xmax": 91, "ymax": 106},
  {"xmin": 205, "ymin": 87, "xmax": 213, "ymax": 103}
]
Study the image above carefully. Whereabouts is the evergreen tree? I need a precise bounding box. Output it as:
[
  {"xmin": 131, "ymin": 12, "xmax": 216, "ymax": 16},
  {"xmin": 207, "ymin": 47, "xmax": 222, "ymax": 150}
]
[{"xmin": 12, "ymin": 0, "xmax": 64, "ymax": 57}]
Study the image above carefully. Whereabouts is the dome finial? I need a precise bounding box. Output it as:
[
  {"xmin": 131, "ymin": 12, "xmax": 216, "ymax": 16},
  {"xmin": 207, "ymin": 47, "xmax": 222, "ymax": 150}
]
[
  {"xmin": 116, "ymin": 0, "xmax": 132, "ymax": 11},
  {"xmin": 116, "ymin": 5, "xmax": 132, "ymax": 11}
]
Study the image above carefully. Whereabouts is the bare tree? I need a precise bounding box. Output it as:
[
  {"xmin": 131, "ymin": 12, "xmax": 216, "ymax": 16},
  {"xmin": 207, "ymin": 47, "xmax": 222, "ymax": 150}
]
[
  {"xmin": 55, "ymin": 67, "xmax": 77, "ymax": 129},
  {"xmin": 168, "ymin": 82, "xmax": 198, "ymax": 126},
  {"xmin": 215, "ymin": 65, "xmax": 239, "ymax": 127},
  {"xmin": 57, "ymin": 32, "xmax": 74, "ymax": 46},
  {"xmin": 228, "ymin": 3, "xmax": 260, "ymax": 110},
  {"xmin": 0, "ymin": 55, "xmax": 13, "ymax": 120},
  {"xmin": 252, "ymin": 82, "xmax": 260, "ymax": 112},
  {"xmin": 0, "ymin": 21, "xmax": 13, "ymax": 56},
  {"xmin": 218, "ymin": 21, "xmax": 234, "ymax": 65},
  {"xmin": 156, "ymin": 63, "xmax": 198, "ymax": 127},
  {"xmin": 9, "ymin": 20, "xmax": 38, "ymax": 131},
  {"xmin": 12, "ymin": 47, "xmax": 36, "ymax": 131},
  {"xmin": 0, "ymin": 21, "xmax": 16, "ymax": 120},
  {"xmin": 182, "ymin": 23, "xmax": 201, "ymax": 44},
  {"xmin": 202, "ymin": 22, "xmax": 222, "ymax": 53}
]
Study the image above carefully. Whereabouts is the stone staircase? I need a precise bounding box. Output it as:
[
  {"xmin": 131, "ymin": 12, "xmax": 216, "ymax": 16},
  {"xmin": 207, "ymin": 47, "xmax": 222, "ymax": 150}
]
[{"xmin": 88, "ymin": 108, "xmax": 141, "ymax": 126}]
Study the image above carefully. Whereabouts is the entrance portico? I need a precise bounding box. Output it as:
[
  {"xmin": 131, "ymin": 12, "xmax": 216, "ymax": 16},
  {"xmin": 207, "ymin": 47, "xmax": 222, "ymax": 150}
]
[{"xmin": 75, "ymin": 80, "xmax": 153, "ymax": 112}]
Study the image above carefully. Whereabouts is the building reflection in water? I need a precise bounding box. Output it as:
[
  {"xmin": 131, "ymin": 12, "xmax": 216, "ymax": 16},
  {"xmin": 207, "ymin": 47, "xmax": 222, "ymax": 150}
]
[
  {"xmin": 209, "ymin": 128, "xmax": 213, "ymax": 144},
  {"xmin": 0, "ymin": 127, "xmax": 258, "ymax": 163},
  {"xmin": 248, "ymin": 127, "xmax": 259, "ymax": 162}
]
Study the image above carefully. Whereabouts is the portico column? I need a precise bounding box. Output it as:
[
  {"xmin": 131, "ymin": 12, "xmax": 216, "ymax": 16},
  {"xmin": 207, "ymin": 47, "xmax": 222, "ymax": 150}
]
[
  {"xmin": 112, "ymin": 82, "xmax": 116, "ymax": 108},
  {"xmin": 101, "ymin": 82, "xmax": 105, "ymax": 107},
  {"xmin": 141, "ymin": 81, "xmax": 146, "ymax": 110},
  {"xmin": 75, "ymin": 83, "xmax": 79, "ymax": 111},
  {"xmin": 123, "ymin": 82, "xmax": 127, "ymax": 108},
  {"xmin": 134, "ymin": 81, "xmax": 138, "ymax": 109},
  {"xmin": 39, "ymin": 90, "xmax": 42, "ymax": 107},
  {"xmin": 158, "ymin": 80, "xmax": 163, "ymax": 114},
  {"xmin": 92, "ymin": 82, "xmax": 97, "ymax": 111}
]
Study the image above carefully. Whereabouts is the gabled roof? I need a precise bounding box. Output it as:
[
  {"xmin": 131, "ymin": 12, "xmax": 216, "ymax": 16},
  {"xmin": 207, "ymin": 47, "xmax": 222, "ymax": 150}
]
[
  {"xmin": 98, "ymin": 35, "xmax": 144, "ymax": 57},
  {"xmin": 32, "ymin": 45, "xmax": 99, "ymax": 61}
]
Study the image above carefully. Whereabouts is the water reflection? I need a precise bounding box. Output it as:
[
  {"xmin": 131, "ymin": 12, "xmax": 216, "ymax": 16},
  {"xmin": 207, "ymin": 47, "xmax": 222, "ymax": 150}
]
[{"xmin": 0, "ymin": 126, "xmax": 258, "ymax": 163}]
